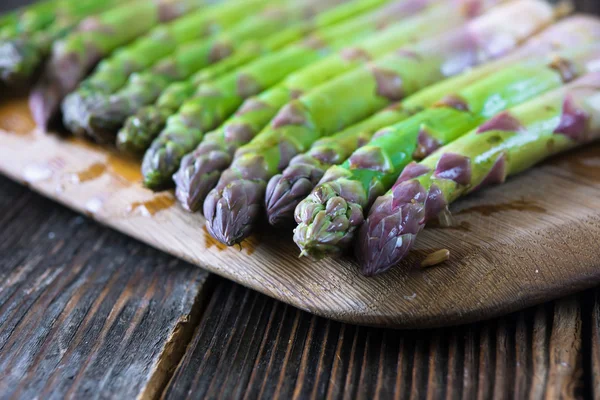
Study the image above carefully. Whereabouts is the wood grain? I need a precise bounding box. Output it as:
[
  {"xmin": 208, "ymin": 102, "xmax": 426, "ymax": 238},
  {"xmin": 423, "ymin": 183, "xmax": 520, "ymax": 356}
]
[
  {"xmin": 0, "ymin": 177, "xmax": 212, "ymax": 399},
  {"xmin": 1, "ymin": 174, "xmax": 597, "ymax": 400},
  {"xmin": 2, "ymin": 98, "xmax": 600, "ymax": 328},
  {"xmin": 162, "ymin": 278, "xmax": 595, "ymax": 400}
]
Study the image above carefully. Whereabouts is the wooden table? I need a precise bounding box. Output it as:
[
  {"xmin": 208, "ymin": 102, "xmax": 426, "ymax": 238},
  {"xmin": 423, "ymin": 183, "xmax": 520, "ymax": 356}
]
[{"xmin": 2, "ymin": 1, "xmax": 600, "ymax": 398}]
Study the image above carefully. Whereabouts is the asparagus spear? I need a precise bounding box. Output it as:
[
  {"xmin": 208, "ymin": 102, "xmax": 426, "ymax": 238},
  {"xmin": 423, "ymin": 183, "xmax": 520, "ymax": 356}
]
[
  {"xmin": 0, "ymin": 0, "xmax": 126, "ymax": 85},
  {"xmin": 117, "ymin": 41, "xmax": 265, "ymax": 154},
  {"xmin": 173, "ymin": 0, "xmax": 504, "ymax": 212},
  {"xmin": 74, "ymin": 0, "xmax": 264, "ymax": 98},
  {"xmin": 357, "ymin": 72, "xmax": 600, "ymax": 275},
  {"xmin": 117, "ymin": 0, "xmax": 396, "ymax": 153},
  {"xmin": 67, "ymin": 0, "xmax": 358, "ymax": 141},
  {"xmin": 0, "ymin": 8, "xmax": 20, "ymax": 35},
  {"xmin": 143, "ymin": 0, "xmax": 453, "ymax": 191},
  {"xmin": 203, "ymin": 0, "xmax": 556, "ymax": 247},
  {"xmin": 295, "ymin": 45, "xmax": 600, "ymax": 259},
  {"xmin": 28, "ymin": 0, "xmax": 211, "ymax": 130},
  {"xmin": 62, "ymin": 0, "xmax": 277, "ymax": 137},
  {"xmin": 0, "ymin": 0, "xmax": 58, "ymax": 40},
  {"xmin": 270, "ymin": 16, "xmax": 600, "ymax": 227}
]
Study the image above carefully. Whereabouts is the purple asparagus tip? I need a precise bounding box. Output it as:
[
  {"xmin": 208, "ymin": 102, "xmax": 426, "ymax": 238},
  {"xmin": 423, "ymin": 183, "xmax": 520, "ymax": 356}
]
[
  {"xmin": 29, "ymin": 50, "xmax": 87, "ymax": 130},
  {"xmin": 174, "ymin": 144, "xmax": 232, "ymax": 213},
  {"xmin": 203, "ymin": 179, "xmax": 266, "ymax": 246},
  {"xmin": 355, "ymin": 181, "xmax": 429, "ymax": 276},
  {"xmin": 265, "ymin": 163, "xmax": 325, "ymax": 227},
  {"xmin": 29, "ymin": 80, "xmax": 60, "ymax": 130}
]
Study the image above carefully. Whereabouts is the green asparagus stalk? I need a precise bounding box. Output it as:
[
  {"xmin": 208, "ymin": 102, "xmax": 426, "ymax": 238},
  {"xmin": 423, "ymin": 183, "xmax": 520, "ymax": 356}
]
[
  {"xmin": 0, "ymin": 13, "xmax": 19, "ymax": 36},
  {"xmin": 117, "ymin": 41, "xmax": 266, "ymax": 154},
  {"xmin": 0, "ymin": 8, "xmax": 20, "ymax": 35},
  {"xmin": 173, "ymin": 0, "xmax": 504, "ymax": 212},
  {"xmin": 269, "ymin": 16, "xmax": 600, "ymax": 227},
  {"xmin": 28, "ymin": 0, "xmax": 210, "ymax": 129},
  {"xmin": 117, "ymin": 0, "xmax": 396, "ymax": 152},
  {"xmin": 71, "ymin": 1, "xmax": 257, "ymax": 100},
  {"xmin": 0, "ymin": 0, "xmax": 59, "ymax": 40},
  {"xmin": 357, "ymin": 72, "xmax": 600, "ymax": 275},
  {"xmin": 143, "ymin": 0, "xmax": 452, "ymax": 192},
  {"xmin": 68, "ymin": 0, "xmax": 359, "ymax": 141},
  {"xmin": 0, "ymin": 0, "xmax": 126, "ymax": 85},
  {"xmin": 62, "ymin": 0, "xmax": 276, "ymax": 137},
  {"xmin": 204, "ymin": 0, "xmax": 556, "ymax": 247},
  {"xmin": 295, "ymin": 45, "xmax": 600, "ymax": 259}
]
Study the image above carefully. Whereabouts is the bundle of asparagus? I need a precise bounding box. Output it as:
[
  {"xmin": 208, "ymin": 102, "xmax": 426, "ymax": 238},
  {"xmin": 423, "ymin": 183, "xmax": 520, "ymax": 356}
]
[
  {"xmin": 173, "ymin": 0, "xmax": 506, "ymax": 212},
  {"xmin": 142, "ymin": 0, "xmax": 463, "ymax": 191},
  {"xmin": 6, "ymin": 0, "xmax": 600, "ymax": 278},
  {"xmin": 203, "ymin": 0, "xmax": 555, "ymax": 246},
  {"xmin": 63, "ymin": 0, "xmax": 363, "ymax": 141},
  {"xmin": 357, "ymin": 72, "xmax": 600, "ymax": 275},
  {"xmin": 0, "ymin": 0, "xmax": 125, "ymax": 85},
  {"xmin": 292, "ymin": 17, "xmax": 600, "ymax": 258},
  {"xmin": 29, "ymin": 0, "xmax": 212, "ymax": 129}
]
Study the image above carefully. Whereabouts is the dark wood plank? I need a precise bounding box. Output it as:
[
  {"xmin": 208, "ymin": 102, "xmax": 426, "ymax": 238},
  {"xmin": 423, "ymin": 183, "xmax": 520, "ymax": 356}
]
[
  {"xmin": 545, "ymin": 297, "xmax": 584, "ymax": 399},
  {"xmin": 0, "ymin": 176, "xmax": 212, "ymax": 399},
  {"xmin": 163, "ymin": 279, "xmax": 594, "ymax": 400},
  {"xmin": 592, "ymin": 291, "xmax": 600, "ymax": 399}
]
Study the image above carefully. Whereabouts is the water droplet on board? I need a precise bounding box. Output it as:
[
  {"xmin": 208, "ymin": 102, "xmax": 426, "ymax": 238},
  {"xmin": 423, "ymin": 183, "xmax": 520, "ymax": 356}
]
[
  {"xmin": 0, "ymin": 98, "xmax": 35, "ymax": 133},
  {"xmin": 85, "ymin": 197, "xmax": 104, "ymax": 215},
  {"xmin": 202, "ymin": 225, "xmax": 227, "ymax": 252},
  {"xmin": 24, "ymin": 164, "xmax": 53, "ymax": 182},
  {"xmin": 23, "ymin": 158, "xmax": 65, "ymax": 183},
  {"xmin": 107, "ymin": 153, "xmax": 142, "ymax": 184},
  {"xmin": 65, "ymin": 136, "xmax": 142, "ymax": 184},
  {"xmin": 127, "ymin": 194, "xmax": 175, "ymax": 216},
  {"xmin": 70, "ymin": 163, "xmax": 107, "ymax": 184}
]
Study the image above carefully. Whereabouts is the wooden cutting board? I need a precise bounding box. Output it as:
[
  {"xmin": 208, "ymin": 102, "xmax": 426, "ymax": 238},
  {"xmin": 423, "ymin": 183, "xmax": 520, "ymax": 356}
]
[{"xmin": 2, "ymin": 96, "xmax": 600, "ymax": 329}]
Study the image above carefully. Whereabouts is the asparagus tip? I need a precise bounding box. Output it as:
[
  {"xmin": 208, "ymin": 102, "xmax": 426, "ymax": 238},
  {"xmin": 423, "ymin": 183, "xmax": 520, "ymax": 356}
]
[
  {"xmin": 265, "ymin": 166, "xmax": 322, "ymax": 227},
  {"xmin": 293, "ymin": 234, "xmax": 342, "ymax": 260},
  {"xmin": 0, "ymin": 39, "xmax": 37, "ymax": 84},
  {"xmin": 293, "ymin": 185, "xmax": 366, "ymax": 259},
  {"xmin": 203, "ymin": 179, "xmax": 265, "ymax": 247},
  {"xmin": 117, "ymin": 107, "xmax": 170, "ymax": 155},
  {"xmin": 173, "ymin": 148, "xmax": 231, "ymax": 213},
  {"xmin": 62, "ymin": 91, "xmax": 94, "ymax": 136},
  {"xmin": 143, "ymin": 169, "xmax": 174, "ymax": 192},
  {"xmin": 141, "ymin": 144, "xmax": 178, "ymax": 192},
  {"xmin": 29, "ymin": 85, "xmax": 56, "ymax": 130},
  {"xmin": 355, "ymin": 193, "xmax": 424, "ymax": 276}
]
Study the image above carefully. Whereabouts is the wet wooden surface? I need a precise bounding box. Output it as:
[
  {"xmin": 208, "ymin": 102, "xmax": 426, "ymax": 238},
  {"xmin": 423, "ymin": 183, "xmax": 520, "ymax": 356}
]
[
  {"xmin": 0, "ymin": 175, "xmax": 598, "ymax": 399},
  {"xmin": 5, "ymin": 98, "xmax": 600, "ymax": 329}
]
